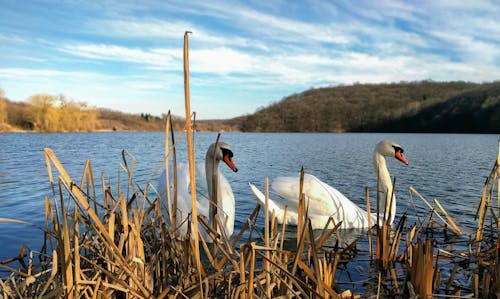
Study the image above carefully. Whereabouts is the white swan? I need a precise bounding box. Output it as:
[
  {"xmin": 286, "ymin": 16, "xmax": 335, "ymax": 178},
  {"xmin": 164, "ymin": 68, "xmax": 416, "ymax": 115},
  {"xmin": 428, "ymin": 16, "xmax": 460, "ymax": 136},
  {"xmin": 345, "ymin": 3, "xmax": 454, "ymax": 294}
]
[
  {"xmin": 249, "ymin": 140, "xmax": 408, "ymax": 229},
  {"xmin": 158, "ymin": 142, "xmax": 238, "ymax": 238}
]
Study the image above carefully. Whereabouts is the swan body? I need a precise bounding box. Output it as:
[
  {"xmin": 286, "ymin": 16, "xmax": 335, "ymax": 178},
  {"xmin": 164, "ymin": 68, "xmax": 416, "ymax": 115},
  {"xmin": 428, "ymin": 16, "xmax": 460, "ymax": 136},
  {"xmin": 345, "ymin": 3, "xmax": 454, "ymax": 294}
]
[
  {"xmin": 158, "ymin": 142, "xmax": 238, "ymax": 238},
  {"xmin": 249, "ymin": 140, "xmax": 408, "ymax": 229}
]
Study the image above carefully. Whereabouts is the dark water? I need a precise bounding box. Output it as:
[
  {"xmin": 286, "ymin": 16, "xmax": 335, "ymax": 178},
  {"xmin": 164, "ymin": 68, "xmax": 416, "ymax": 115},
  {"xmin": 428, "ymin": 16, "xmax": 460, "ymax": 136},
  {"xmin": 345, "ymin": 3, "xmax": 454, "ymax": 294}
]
[{"xmin": 0, "ymin": 132, "xmax": 498, "ymax": 266}]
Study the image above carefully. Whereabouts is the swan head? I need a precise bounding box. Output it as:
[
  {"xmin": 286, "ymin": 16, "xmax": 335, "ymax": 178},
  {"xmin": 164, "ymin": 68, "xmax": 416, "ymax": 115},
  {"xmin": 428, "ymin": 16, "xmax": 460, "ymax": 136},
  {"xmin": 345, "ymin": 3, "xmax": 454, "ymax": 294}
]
[
  {"xmin": 207, "ymin": 142, "xmax": 238, "ymax": 172},
  {"xmin": 375, "ymin": 140, "xmax": 409, "ymax": 165}
]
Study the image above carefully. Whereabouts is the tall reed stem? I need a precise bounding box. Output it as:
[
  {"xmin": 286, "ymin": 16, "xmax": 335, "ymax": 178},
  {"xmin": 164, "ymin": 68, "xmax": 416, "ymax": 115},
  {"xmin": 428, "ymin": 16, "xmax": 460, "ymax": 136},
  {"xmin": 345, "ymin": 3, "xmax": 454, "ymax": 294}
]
[{"xmin": 183, "ymin": 31, "xmax": 203, "ymax": 295}]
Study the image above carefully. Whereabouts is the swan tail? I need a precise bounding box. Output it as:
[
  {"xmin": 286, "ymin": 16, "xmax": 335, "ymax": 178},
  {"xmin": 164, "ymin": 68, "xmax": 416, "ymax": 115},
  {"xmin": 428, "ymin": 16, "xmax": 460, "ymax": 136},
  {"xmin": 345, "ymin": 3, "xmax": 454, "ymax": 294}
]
[
  {"xmin": 249, "ymin": 183, "xmax": 284, "ymax": 214},
  {"xmin": 249, "ymin": 183, "xmax": 267, "ymax": 206},
  {"xmin": 249, "ymin": 183, "xmax": 285, "ymax": 216}
]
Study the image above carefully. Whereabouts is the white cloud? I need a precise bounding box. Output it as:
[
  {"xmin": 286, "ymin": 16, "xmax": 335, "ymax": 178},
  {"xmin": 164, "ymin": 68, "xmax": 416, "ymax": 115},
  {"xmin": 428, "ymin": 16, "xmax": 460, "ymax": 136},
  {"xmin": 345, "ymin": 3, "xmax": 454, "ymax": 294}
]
[
  {"xmin": 89, "ymin": 18, "xmax": 194, "ymax": 39},
  {"xmin": 89, "ymin": 17, "xmax": 271, "ymax": 53},
  {"xmin": 229, "ymin": 7, "xmax": 353, "ymax": 45},
  {"xmin": 0, "ymin": 33, "xmax": 27, "ymax": 44},
  {"xmin": 191, "ymin": 48, "xmax": 254, "ymax": 74},
  {"xmin": 0, "ymin": 68, "xmax": 77, "ymax": 78},
  {"xmin": 58, "ymin": 43, "xmax": 181, "ymax": 69}
]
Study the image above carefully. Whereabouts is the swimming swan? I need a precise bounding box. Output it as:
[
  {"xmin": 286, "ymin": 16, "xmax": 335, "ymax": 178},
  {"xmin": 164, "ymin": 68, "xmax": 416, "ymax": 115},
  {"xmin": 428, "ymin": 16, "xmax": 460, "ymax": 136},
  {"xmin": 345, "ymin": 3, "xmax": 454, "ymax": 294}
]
[
  {"xmin": 158, "ymin": 142, "xmax": 238, "ymax": 238},
  {"xmin": 249, "ymin": 140, "xmax": 408, "ymax": 229}
]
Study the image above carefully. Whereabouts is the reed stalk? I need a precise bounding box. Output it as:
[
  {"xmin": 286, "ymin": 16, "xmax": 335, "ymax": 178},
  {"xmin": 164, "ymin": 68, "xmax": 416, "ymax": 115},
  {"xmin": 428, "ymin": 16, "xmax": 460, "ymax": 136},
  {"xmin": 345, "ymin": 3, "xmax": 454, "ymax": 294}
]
[
  {"xmin": 264, "ymin": 176, "xmax": 271, "ymax": 297},
  {"xmin": 164, "ymin": 111, "xmax": 178, "ymax": 230},
  {"xmin": 315, "ymin": 220, "xmax": 342, "ymax": 251},
  {"xmin": 298, "ymin": 167, "xmax": 305, "ymax": 246},
  {"xmin": 182, "ymin": 31, "xmax": 203, "ymax": 297},
  {"xmin": 366, "ymin": 186, "xmax": 373, "ymax": 258},
  {"xmin": 409, "ymin": 239, "xmax": 434, "ymax": 299},
  {"xmin": 410, "ymin": 186, "xmax": 461, "ymax": 235},
  {"xmin": 433, "ymin": 198, "xmax": 463, "ymax": 236},
  {"xmin": 248, "ymin": 242, "xmax": 256, "ymax": 299},
  {"xmin": 386, "ymin": 177, "xmax": 396, "ymax": 225},
  {"xmin": 497, "ymin": 141, "xmax": 500, "ymax": 298},
  {"xmin": 44, "ymin": 148, "xmax": 151, "ymax": 297},
  {"xmin": 475, "ymin": 156, "xmax": 498, "ymax": 256},
  {"xmin": 279, "ymin": 205, "xmax": 287, "ymax": 265}
]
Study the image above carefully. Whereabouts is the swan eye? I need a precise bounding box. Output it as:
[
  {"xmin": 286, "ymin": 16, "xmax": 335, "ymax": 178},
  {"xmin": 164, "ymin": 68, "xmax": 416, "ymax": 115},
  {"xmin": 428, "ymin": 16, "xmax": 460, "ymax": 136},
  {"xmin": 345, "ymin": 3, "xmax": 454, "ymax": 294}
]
[
  {"xmin": 221, "ymin": 148, "xmax": 233, "ymax": 158},
  {"xmin": 392, "ymin": 145, "xmax": 404, "ymax": 154}
]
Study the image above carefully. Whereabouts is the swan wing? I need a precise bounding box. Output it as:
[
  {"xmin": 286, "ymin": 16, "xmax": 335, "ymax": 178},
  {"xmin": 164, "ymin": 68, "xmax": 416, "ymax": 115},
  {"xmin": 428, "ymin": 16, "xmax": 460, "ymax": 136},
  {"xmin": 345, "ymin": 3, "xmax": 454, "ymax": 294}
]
[
  {"xmin": 272, "ymin": 174, "xmax": 371, "ymax": 228},
  {"xmin": 271, "ymin": 174, "xmax": 340, "ymax": 216},
  {"xmin": 249, "ymin": 183, "xmax": 300, "ymax": 226},
  {"xmin": 314, "ymin": 178, "xmax": 372, "ymax": 228}
]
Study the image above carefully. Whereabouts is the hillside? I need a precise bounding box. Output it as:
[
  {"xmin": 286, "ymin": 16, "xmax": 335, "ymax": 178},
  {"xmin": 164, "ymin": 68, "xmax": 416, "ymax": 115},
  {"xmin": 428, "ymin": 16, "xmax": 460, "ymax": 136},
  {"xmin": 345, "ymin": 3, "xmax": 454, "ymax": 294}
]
[
  {"xmin": 97, "ymin": 110, "xmax": 240, "ymax": 132},
  {"xmin": 373, "ymin": 83, "xmax": 500, "ymax": 133},
  {"xmin": 238, "ymin": 81, "xmax": 500, "ymax": 133}
]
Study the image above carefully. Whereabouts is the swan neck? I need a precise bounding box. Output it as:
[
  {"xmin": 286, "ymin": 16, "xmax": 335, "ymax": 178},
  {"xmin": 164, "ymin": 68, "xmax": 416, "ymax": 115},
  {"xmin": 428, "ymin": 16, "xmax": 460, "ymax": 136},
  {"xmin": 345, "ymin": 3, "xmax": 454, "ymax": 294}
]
[
  {"xmin": 374, "ymin": 152, "xmax": 390, "ymax": 186},
  {"xmin": 205, "ymin": 152, "xmax": 219, "ymax": 203},
  {"xmin": 373, "ymin": 151, "xmax": 395, "ymax": 224}
]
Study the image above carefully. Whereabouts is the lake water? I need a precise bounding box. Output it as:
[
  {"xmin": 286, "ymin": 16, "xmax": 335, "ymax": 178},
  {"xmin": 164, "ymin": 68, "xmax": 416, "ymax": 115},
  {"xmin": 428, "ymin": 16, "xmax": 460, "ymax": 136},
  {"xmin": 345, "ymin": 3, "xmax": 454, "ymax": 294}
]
[{"xmin": 1, "ymin": 132, "xmax": 499, "ymax": 268}]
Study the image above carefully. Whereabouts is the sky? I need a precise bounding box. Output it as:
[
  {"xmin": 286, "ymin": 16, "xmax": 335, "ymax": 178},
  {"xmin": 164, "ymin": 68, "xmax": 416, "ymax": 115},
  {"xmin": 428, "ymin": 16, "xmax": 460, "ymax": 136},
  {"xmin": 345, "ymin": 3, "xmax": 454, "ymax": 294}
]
[{"xmin": 0, "ymin": 1, "xmax": 499, "ymax": 119}]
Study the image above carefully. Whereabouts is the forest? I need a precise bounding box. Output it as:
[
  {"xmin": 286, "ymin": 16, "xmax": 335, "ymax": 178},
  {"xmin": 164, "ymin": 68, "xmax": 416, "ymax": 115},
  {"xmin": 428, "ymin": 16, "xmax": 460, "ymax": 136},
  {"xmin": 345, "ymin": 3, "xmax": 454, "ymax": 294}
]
[
  {"xmin": 239, "ymin": 81, "xmax": 500, "ymax": 133},
  {"xmin": 1, "ymin": 80, "xmax": 499, "ymax": 133}
]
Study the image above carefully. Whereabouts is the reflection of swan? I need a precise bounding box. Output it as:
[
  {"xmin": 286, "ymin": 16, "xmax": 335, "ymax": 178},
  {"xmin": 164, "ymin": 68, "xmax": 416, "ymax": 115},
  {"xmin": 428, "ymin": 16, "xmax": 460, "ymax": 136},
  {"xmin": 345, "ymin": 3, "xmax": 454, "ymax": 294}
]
[
  {"xmin": 158, "ymin": 142, "xmax": 238, "ymax": 238},
  {"xmin": 249, "ymin": 140, "xmax": 408, "ymax": 229}
]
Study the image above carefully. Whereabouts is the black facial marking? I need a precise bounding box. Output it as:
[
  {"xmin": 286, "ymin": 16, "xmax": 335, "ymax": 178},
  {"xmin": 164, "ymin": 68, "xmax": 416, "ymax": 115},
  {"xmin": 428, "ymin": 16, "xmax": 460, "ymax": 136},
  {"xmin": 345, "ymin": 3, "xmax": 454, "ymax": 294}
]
[
  {"xmin": 392, "ymin": 145, "xmax": 404, "ymax": 153},
  {"xmin": 221, "ymin": 148, "xmax": 233, "ymax": 158}
]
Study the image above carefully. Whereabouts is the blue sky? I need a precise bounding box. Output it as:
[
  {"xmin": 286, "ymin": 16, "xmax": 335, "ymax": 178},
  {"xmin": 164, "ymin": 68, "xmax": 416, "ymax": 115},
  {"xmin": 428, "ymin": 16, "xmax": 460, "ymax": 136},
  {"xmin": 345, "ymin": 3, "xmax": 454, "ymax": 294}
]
[{"xmin": 1, "ymin": 1, "xmax": 499, "ymax": 119}]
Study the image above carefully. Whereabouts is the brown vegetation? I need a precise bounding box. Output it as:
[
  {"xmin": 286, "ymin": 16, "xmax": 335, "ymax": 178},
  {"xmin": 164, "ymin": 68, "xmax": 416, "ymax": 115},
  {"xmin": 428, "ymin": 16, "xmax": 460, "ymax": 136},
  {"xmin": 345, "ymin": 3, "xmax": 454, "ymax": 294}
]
[
  {"xmin": 0, "ymin": 90, "xmax": 239, "ymax": 133},
  {"xmin": 23, "ymin": 94, "xmax": 99, "ymax": 132},
  {"xmin": 95, "ymin": 110, "xmax": 240, "ymax": 132},
  {"xmin": 0, "ymin": 89, "xmax": 7, "ymax": 124},
  {"xmin": 0, "ymin": 89, "xmax": 11, "ymax": 132},
  {"xmin": 96, "ymin": 108, "xmax": 166, "ymax": 132},
  {"xmin": 0, "ymin": 91, "xmax": 100, "ymax": 132}
]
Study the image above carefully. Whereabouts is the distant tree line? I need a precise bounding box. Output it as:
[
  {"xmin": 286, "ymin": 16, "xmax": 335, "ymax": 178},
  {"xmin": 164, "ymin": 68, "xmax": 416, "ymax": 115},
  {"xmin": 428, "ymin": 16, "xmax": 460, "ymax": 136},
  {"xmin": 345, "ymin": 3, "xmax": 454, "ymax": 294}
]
[
  {"xmin": 0, "ymin": 88, "xmax": 165, "ymax": 132},
  {"xmin": 0, "ymin": 89, "xmax": 7, "ymax": 126},
  {"xmin": 373, "ymin": 82, "xmax": 500, "ymax": 133},
  {"xmin": 239, "ymin": 81, "xmax": 500, "ymax": 133}
]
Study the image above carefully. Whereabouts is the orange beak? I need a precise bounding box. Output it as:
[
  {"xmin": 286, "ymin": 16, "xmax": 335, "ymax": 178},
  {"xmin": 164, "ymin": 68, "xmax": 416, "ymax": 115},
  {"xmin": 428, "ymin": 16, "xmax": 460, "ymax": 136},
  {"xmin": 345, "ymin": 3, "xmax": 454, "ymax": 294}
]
[
  {"xmin": 395, "ymin": 151, "xmax": 409, "ymax": 165},
  {"xmin": 223, "ymin": 155, "xmax": 238, "ymax": 172}
]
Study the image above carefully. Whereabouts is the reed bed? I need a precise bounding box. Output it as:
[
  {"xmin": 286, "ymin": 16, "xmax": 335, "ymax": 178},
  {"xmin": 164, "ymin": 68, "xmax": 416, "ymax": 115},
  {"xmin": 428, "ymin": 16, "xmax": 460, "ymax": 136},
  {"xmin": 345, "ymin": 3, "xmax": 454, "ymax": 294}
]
[
  {"xmin": 1, "ymin": 135, "xmax": 499, "ymax": 299},
  {"xmin": 1, "ymin": 32, "xmax": 499, "ymax": 298}
]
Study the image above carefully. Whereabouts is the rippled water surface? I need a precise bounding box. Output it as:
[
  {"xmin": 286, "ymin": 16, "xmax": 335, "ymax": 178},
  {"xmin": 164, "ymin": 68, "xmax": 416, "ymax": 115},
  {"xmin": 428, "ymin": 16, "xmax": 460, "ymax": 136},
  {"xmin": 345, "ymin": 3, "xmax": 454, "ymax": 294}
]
[{"xmin": 1, "ymin": 132, "xmax": 499, "ymax": 264}]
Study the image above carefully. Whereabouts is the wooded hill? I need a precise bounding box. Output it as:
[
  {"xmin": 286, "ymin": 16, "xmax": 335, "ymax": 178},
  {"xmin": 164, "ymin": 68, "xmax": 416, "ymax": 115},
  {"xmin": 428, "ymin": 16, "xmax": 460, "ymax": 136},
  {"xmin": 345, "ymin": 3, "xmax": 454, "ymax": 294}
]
[{"xmin": 238, "ymin": 81, "xmax": 500, "ymax": 133}]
